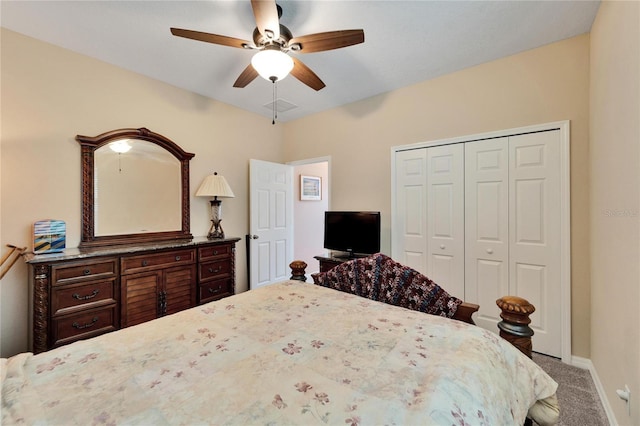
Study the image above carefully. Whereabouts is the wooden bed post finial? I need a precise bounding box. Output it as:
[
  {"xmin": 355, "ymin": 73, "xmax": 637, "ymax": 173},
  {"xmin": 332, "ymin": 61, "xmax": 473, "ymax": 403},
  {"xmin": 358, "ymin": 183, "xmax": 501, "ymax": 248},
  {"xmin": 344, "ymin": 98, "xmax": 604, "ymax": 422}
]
[
  {"xmin": 289, "ymin": 260, "xmax": 307, "ymax": 281},
  {"xmin": 496, "ymin": 296, "xmax": 535, "ymax": 359}
]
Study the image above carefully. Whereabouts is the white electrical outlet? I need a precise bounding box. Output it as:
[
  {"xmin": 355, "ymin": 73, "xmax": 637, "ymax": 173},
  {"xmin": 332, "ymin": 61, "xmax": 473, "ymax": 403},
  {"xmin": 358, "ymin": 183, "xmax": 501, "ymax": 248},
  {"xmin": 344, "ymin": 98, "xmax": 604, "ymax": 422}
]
[{"xmin": 616, "ymin": 385, "xmax": 631, "ymax": 416}]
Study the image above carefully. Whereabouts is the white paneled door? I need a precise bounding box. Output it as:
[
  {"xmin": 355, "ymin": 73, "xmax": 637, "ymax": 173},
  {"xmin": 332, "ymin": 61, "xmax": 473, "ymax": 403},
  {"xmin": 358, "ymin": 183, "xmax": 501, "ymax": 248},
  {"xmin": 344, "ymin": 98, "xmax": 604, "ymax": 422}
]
[
  {"xmin": 465, "ymin": 137, "xmax": 510, "ymax": 332},
  {"xmin": 508, "ymin": 132, "xmax": 561, "ymax": 357},
  {"xmin": 393, "ymin": 149, "xmax": 428, "ymax": 273},
  {"xmin": 426, "ymin": 144, "xmax": 465, "ymax": 299},
  {"xmin": 392, "ymin": 125, "xmax": 568, "ymax": 358},
  {"xmin": 249, "ymin": 159, "xmax": 293, "ymax": 290}
]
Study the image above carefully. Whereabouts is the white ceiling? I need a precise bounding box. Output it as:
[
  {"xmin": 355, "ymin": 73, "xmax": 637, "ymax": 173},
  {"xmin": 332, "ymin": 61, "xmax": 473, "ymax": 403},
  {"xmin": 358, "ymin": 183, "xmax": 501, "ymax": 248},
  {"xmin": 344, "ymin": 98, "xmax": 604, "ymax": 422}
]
[{"xmin": 1, "ymin": 1, "xmax": 600, "ymax": 122}]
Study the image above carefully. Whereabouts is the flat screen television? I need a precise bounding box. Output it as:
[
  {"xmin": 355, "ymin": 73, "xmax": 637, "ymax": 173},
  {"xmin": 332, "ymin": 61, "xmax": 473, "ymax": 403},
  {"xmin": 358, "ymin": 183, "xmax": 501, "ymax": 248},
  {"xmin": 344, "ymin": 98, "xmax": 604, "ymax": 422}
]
[{"xmin": 324, "ymin": 211, "xmax": 381, "ymax": 257}]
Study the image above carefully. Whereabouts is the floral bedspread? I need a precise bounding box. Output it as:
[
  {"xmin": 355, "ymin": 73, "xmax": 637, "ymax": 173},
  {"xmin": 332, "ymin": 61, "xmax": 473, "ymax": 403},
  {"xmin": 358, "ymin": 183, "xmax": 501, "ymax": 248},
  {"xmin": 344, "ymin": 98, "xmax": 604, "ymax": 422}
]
[{"xmin": 1, "ymin": 281, "xmax": 557, "ymax": 425}]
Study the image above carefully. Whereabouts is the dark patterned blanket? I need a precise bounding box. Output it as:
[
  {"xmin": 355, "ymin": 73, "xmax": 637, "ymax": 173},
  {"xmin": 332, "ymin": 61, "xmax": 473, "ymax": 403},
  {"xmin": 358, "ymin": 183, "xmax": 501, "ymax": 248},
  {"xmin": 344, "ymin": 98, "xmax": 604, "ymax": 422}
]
[{"xmin": 311, "ymin": 253, "xmax": 462, "ymax": 318}]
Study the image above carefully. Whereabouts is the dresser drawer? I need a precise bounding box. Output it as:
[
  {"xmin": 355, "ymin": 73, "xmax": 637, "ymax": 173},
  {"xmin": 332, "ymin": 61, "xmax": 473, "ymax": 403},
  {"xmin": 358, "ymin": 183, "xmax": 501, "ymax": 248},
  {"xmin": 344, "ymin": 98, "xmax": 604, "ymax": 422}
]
[
  {"xmin": 198, "ymin": 244, "xmax": 232, "ymax": 261},
  {"xmin": 199, "ymin": 278, "xmax": 233, "ymax": 304},
  {"xmin": 121, "ymin": 249, "xmax": 196, "ymax": 275},
  {"xmin": 51, "ymin": 279, "xmax": 116, "ymax": 316},
  {"xmin": 199, "ymin": 259, "xmax": 231, "ymax": 281},
  {"xmin": 52, "ymin": 258, "xmax": 117, "ymax": 285},
  {"xmin": 52, "ymin": 305, "xmax": 117, "ymax": 347}
]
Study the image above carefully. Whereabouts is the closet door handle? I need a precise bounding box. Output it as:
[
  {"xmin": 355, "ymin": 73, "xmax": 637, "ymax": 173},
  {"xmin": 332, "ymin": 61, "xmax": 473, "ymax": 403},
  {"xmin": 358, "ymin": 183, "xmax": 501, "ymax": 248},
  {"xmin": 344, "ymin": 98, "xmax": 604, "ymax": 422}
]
[
  {"xmin": 486, "ymin": 248, "xmax": 494, "ymax": 254},
  {"xmin": 439, "ymin": 244, "xmax": 445, "ymax": 250}
]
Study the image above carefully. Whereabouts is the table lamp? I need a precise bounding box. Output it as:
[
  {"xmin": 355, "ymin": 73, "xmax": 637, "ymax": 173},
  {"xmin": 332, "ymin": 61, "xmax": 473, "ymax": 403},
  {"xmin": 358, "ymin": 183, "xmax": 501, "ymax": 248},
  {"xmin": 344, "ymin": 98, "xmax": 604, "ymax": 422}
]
[{"xmin": 196, "ymin": 172, "xmax": 235, "ymax": 239}]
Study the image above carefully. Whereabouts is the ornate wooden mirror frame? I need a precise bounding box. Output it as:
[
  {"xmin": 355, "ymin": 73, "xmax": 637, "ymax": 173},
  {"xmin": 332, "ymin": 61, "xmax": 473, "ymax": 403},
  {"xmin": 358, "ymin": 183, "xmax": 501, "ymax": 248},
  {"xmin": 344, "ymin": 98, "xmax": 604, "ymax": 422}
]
[{"xmin": 77, "ymin": 127, "xmax": 195, "ymax": 248}]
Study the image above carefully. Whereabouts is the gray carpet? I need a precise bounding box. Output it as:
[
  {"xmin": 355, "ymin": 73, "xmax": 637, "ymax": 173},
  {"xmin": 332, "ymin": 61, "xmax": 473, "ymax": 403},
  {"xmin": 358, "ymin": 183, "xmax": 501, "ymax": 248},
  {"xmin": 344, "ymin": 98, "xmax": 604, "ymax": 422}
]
[{"xmin": 532, "ymin": 353, "xmax": 609, "ymax": 426}]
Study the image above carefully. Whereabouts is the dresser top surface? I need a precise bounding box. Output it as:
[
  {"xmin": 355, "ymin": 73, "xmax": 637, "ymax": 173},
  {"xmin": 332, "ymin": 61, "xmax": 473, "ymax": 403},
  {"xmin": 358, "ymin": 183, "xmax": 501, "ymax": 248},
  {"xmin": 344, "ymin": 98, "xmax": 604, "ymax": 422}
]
[{"xmin": 25, "ymin": 237, "xmax": 241, "ymax": 264}]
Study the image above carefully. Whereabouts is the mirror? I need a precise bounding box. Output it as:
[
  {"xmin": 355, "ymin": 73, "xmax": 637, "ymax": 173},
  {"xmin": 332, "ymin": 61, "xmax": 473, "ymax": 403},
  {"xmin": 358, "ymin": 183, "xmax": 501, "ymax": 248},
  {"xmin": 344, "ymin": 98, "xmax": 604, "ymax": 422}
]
[
  {"xmin": 77, "ymin": 128, "xmax": 194, "ymax": 247},
  {"xmin": 94, "ymin": 141, "xmax": 181, "ymax": 236}
]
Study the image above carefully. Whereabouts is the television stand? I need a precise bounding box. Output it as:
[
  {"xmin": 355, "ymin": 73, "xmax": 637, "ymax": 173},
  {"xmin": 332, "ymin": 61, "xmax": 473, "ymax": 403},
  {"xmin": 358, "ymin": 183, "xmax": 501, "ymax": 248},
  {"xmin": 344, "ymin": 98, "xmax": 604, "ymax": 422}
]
[{"xmin": 314, "ymin": 254, "xmax": 367, "ymax": 273}]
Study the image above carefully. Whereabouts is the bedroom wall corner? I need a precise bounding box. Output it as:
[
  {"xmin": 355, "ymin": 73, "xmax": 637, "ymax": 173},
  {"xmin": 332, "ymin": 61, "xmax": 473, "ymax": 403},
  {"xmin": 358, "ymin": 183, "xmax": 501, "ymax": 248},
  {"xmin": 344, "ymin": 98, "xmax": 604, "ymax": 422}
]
[
  {"xmin": 283, "ymin": 33, "xmax": 592, "ymax": 359},
  {"xmin": 0, "ymin": 28, "xmax": 284, "ymax": 358},
  {"xmin": 589, "ymin": 1, "xmax": 640, "ymax": 424}
]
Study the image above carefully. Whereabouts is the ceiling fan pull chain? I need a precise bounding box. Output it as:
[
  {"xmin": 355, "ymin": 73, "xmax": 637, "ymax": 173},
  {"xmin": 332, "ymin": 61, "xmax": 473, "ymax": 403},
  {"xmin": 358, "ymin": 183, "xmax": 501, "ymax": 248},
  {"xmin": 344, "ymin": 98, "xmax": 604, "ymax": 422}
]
[{"xmin": 270, "ymin": 77, "xmax": 277, "ymax": 125}]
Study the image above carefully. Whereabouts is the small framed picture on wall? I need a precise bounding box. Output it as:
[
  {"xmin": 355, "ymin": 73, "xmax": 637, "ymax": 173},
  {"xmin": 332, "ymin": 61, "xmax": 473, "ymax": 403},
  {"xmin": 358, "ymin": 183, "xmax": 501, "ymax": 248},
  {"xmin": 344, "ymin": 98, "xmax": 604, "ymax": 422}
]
[{"xmin": 300, "ymin": 175, "xmax": 321, "ymax": 201}]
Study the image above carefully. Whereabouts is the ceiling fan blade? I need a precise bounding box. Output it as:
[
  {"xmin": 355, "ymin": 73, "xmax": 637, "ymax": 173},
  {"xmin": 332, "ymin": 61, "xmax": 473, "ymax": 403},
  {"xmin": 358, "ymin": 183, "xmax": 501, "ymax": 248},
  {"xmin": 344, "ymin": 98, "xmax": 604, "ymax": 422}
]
[
  {"xmin": 290, "ymin": 57, "xmax": 326, "ymax": 91},
  {"xmin": 170, "ymin": 28, "xmax": 251, "ymax": 49},
  {"xmin": 251, "ymin": 0, "xmax": 280, "ymax": 40},
  {"xmin": 233, "ymin": 64, "xmax": 259, "ymax": 88},
  {"xmin": 289, "ymin": 30, "xmax": 364, "ymax": 53}
]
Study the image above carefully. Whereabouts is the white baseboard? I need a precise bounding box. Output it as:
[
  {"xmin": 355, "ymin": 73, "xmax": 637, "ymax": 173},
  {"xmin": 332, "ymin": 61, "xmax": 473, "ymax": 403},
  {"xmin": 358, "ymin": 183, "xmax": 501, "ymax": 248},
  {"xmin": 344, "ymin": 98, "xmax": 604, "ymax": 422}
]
[{"xmin": 570, "ymin": 355, "xmax": 617, "ymax": 426}]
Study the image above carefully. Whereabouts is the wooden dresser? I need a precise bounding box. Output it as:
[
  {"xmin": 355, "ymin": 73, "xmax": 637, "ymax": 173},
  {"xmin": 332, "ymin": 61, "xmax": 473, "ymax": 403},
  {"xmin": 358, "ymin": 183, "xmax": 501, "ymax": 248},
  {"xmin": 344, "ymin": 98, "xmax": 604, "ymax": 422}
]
[{"xmin": 25, "ymin": 237, "xmax": 240, "ymax": 354}]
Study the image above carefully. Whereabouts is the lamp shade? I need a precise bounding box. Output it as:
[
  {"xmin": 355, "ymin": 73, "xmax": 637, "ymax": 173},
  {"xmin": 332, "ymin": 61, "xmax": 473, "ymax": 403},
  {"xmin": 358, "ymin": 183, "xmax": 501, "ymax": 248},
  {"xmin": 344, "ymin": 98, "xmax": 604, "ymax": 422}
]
[
  {"xmin": 251, "ymin": 48, "xmax": 294, "ymax": 82},
  {"xmin": 196, "ymin": 173, "xmax": 235, "ymax": 198}
]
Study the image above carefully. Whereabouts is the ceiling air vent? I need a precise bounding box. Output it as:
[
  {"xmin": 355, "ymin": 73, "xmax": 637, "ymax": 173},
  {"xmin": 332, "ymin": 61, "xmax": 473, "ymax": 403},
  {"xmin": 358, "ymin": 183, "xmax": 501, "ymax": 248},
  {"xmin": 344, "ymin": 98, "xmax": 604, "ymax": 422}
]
[{"xmin": 263, "ymin": 98, "xmax": 298, "ymax": 113}]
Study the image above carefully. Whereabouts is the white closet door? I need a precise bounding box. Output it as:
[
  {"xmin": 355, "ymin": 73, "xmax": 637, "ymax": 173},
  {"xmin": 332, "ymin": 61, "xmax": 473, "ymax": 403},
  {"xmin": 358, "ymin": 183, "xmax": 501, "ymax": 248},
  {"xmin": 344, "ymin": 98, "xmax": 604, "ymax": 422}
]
[
  {"xmin": 464, "ymin": 138, "xmax": 510, "ymax": 331},
  {"xmin": 426, "ymin": 144, "xmax": 465, "ymax": 298},
  {"xmin": 393, "ymin": 149, "xmax": 428, "ymax": 273},
  {"xmin": 509, "ymin": 131, "xmax": 561, "ymax": 357},
  {"xmin": 393, "ymin": 125, "xmax": 567, "ymax": 358}
]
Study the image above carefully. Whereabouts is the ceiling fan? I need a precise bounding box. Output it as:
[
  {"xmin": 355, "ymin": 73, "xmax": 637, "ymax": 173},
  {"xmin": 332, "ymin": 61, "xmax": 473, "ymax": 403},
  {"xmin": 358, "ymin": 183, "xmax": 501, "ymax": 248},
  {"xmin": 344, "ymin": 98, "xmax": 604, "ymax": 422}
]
[{"xmin": 170, "ymin": 0, "xmax": 364, "ymax": 91}]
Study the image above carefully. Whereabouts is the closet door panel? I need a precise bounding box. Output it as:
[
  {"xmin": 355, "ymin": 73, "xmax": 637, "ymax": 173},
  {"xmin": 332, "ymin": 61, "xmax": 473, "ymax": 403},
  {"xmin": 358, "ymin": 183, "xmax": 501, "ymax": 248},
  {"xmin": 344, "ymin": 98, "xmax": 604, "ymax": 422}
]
[
  {"xmin": 509, "ymin": 131, "xmax": 561, "ymax": 357},
  {"xmin": 464, "ymin": 138, "xmax": 509, "ymax": 329},
  {"xmin": 393, "ymin": 150, "xmax": 428, "ymax": 273},
  {"xmin": 427, "ymin": 144, "xmax": 464, "ymax": 298},
  {"xmin": 475, "ymin": 259, "xmax": 508, "ymax": 324}
]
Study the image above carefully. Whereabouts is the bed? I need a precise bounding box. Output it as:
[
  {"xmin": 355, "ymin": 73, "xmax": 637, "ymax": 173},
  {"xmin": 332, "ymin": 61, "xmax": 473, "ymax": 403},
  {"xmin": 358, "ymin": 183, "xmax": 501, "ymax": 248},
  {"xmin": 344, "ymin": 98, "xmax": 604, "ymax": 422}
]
[{"xmin": 2, "ymin": 262, "xmax": 559, "ymax": 425}]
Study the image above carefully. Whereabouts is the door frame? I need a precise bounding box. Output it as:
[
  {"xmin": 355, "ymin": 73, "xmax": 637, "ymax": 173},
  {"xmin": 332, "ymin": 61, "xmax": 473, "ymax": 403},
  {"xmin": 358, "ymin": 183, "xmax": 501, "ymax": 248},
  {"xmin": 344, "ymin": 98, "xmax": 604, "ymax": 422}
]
[
  {"xmin": 287, "ymin": 156, "xmax": 332, "ymax": 278},
  {"xmin": 390, "ymin": 120, "xmax": 571, "ymax": 362},
  {"xmin": 248, "ymin": 157, "xmax": 332, "ymax": 287}
]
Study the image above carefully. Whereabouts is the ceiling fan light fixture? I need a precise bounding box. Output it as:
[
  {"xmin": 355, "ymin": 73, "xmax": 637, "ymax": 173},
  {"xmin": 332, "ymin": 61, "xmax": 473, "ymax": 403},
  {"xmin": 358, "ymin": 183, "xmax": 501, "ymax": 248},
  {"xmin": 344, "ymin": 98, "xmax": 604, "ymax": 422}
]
[{"xmin": 251, "ymin": 48, "xmax": 294, "ymax": 82}]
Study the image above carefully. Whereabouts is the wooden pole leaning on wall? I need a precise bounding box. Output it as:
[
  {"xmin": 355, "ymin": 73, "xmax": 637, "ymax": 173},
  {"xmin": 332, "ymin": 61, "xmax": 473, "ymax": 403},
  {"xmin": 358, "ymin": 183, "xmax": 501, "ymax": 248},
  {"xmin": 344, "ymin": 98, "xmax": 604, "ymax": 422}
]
[
  {"xmin": 496, "ymin": 296, "xmax": 536, "ymax": 359},
  {"xmin": 0, "ymin": 244, "xmax": 28, "ymax": 280}
]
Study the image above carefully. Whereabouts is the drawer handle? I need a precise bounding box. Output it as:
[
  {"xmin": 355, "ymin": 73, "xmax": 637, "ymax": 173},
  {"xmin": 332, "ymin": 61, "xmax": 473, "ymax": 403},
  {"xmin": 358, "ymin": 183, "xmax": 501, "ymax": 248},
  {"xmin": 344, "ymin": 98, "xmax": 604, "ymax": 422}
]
[
  {"xmin": 208, "ymin": 267, "xmax": 221, "ymax": 274},
  {"xmin": 83, "ymin": 269, "xmax": 91, "ymax": 275},
  {"xmin": 208, "ymin": 285, "xmax": 222, "ymax": 294},
  {"xmin": 72, "ymin": 317, "xmax": 98, "ymax": 330},
  {"xmin": 175, "ymin": 256, "xmax": 181, "ymax": 261},
  {"xmin": 142, "ymin": 260, "xmax": 148, "ymax": 267},
  {"xmin": 213, "ymin": 250, "xmax": 218, "ymax": 255},
  {"xmin": 72, "ymin": 289, "xmax": 100, "ymax": 301}
]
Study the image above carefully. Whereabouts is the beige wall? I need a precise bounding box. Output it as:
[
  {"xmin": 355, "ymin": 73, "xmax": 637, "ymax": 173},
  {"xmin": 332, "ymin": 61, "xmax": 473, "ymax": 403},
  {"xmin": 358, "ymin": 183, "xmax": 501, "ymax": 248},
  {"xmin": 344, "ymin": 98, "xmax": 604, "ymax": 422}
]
[
  {"xmin": 590, "ymin": 1, "xmax": 640, "ymax": 424},
  {"xmin": 293, "ymin": 161, "xmax": 329, "ymax": 276},
  {"xmin": 0, "ymin": 29, "xmax": 284, "ymax": 357},
  {"xmin": 283, "ymin": 34, "xmax": 592, "ymax": 358}
]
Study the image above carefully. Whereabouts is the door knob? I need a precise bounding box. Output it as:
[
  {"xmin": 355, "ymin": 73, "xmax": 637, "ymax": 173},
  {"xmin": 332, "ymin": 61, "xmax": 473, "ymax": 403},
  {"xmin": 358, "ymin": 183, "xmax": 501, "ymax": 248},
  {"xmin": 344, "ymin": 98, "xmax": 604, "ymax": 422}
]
[{"xmin": 250, "ymin": 235, "xmax": 259, "ymax": 239}]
